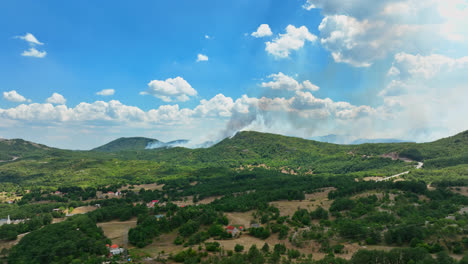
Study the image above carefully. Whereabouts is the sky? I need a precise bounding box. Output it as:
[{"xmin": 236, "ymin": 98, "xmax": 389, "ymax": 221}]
[{"xmin": 0, "ymin": 0, "xmax": 467, "ymax": 149}]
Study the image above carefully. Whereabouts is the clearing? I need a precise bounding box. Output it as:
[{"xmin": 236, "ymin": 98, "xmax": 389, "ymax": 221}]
[
  {"xmin": 98, "ymin": 218, "xmax": 137, "ymax": 247},
  {"xmin": 270, "ymin": 187, "xmax": 335, "ymax": 216}
]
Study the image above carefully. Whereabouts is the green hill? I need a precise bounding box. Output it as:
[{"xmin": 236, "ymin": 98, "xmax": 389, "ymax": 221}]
[
  {"xmin": 92, "ymin": 137, "xmax": 159, "ymax": 152},
  {"xmin": 0, "ymin": 138, "xmax": 52, "ymax": 161},
  {"xmin": 0, "ymin": 130, "xmax": 466, "ymax": 189}
]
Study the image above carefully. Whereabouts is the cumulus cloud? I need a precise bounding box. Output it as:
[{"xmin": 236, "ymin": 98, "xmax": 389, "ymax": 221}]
[
  {"xmin": 251, "ymin": 24, "xmax": 273, "ymax": 38},
  {"xmin": 197, "ymin": 54, "xmax": 209, "ymax": 62},
  {"xmin": 306, "ymin": 0, "xmax": 467, "ymax": 67},
  {"xmin": 21, "ymin": 47, "xmax": 47, "ymax": 58},
  {"xmin": 46, "ymin": 93, "xmax": 66, "ymax": 105},
  {"xmin": 0, "ymin": 74, "xmax": 375, "ymax": 145},
  {"xmin": 142, "ymin": 77, "xmax": 197, "ymax": 102},
  {"xmin": 194, "ymin": 94, "xmax": 234, "ymax": 117},
  {"xmin": 265, "ymin": 25, "xmax": 317, "ymax": 58},
  {"xmin": 96, "ymin": 89, "xmax": 115, "ymax": 96},
  {"xmin": 3, "ymin": 90, "xmax": 30, "ymax": 103},
  {"xmin": 15, "ymin": 33, "xmax": 44, "ymax": 45},
  {"xmin": 261, "ymin": 72, "xmax": 320, "ymax": 92},
  {"xmin": 15, "ymin": 33, "xmax": 47, "ymax": 58}
]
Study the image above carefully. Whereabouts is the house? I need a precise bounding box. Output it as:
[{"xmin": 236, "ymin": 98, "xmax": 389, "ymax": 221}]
[
  {"xmin": 54, "ymin": 191, "xmax": 62, "ymax": 195},
  {"xmin": 147, "ymin": 200, "xmax": 159, "ymax": 208},
  {"xmin": 250, "ymin": 223, "xmax": 260, "ymax": 228},
  {"xmin": 115, "ymin": 191, "xmax": 121, "ymax": 196},
  {"xmin": 226, "ymin": 225, "xmax": 240, "ymax": 237},
  {"xmin": 107, "ymin": 244, "xmax": 125, "ymax": 256}
]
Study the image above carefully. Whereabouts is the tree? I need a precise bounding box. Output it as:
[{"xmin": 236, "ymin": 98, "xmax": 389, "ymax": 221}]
[{"xmin": 234, "ymin": 244, "xmax": 244, "ymax": 253}]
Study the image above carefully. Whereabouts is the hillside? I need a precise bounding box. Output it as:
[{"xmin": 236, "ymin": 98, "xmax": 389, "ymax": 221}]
[
  {"xmin": 92, "ymin": 137, "xmax": 159, "ymax": 152},
  {"xmin": 0, "ymin": 130, "xmax": 466, "ymax": 189},
  {"xmin": 0, "ymin": 138, "xmax": 52, "ymax": 161}
]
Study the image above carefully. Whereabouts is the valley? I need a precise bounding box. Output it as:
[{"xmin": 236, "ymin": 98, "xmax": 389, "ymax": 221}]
[{"xmin": 0, "ymin": 130, "xmax": 466, "ymax": 263}]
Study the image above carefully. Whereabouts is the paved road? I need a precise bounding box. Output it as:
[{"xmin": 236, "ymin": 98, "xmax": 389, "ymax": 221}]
[{"xmin": 375, "ymin": 161, "xmax": 423, "ymax": 182}]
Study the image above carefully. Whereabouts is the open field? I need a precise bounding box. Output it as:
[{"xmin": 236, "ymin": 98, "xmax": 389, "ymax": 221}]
[
  {"xmin": 70, "ymin": 205, "xmax": 97, "ymax": 215},
  {"xmin": 270, "ymin": 187, "xmax": 335, "ymax": 216},
  {"xmin": 97, "ymin": 218, "xmax": 137, "ymax": 247},
  {"xmin": 141, "ymin": 230, "xmax": 184, "ymax": 256},
  {"xmin": 119, "ymin": 183, "xmax": 165, "ymax": 192}
]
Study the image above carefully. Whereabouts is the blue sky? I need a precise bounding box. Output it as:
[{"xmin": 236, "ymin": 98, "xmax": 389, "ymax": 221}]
[{"xmin": 1, "ymin": 0, "xmax": 467, "ymax": 149}]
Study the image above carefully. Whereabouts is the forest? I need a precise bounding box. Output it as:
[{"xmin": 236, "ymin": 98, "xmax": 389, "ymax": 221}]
[{"xmin": 0, "ymin": 130, "xmax": 466, "ymax": 263}]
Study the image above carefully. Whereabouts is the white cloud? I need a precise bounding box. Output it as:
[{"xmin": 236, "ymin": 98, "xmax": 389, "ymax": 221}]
[
  {"xmin": 205, "ymin": 35, "xmax": 211, "ymax": 39},
  {"xmin": 194, "ymin": 94, "xmax": 234, "ymax": 117},
  {"xmin": 1, "ymin": 54, "xmax": 466, "ymax": 147},
  {"xmin": 46, "ymin": 93, "xmax": 66, "ymax": 105},
  {"xmin": 306, "ymin": 0, "xmax": 467, "ymax": 67},
  {"xmin": 251, "ymin": 24, "xmax": 273, "ymax": 38},
  {"xmin": 265, "ymin": 25, "xmax": 317, "ymax": 58},
  {"xmin": 302, "ymin": 80, "xmax": 320, "ymax": 91},
  {"xmin": 21, "ymin": 48, "xmax": 47, "ymax": 58},
  {"xmin": 96, "ymin": 89, "xmax": 115, "ymax": 96},
  {"xmin": 15, "ymin": 33, "xmax": 47, "ymax": 58},
  {"xmin": 142, "ymin": 77, "xmax": 197, "ymax": 102},
  {"xmin": 197, "ymin": 54, "xmax": 209, "ymax": 62},
  {"xmin": 3, "ymin": 90, "xmax": 30, "ymax": 103},
  {"xmin": 15, "ymin": 33, "xmax": 44, "ymax": 45},
  {"xmin": 261, "ymin": 72, "xmax": 320, "ymax": 92}
]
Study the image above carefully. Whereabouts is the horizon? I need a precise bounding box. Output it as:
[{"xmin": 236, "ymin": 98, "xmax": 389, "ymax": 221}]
[
  {"xmin": 1, "ymin": 0, "xmax": 467, "ymax": 149},
  {"xmin": 2, "ymin": 128, "xmax": 466, "ymax": 151}
]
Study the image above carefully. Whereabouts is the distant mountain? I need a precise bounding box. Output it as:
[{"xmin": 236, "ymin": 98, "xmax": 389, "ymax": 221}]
[
  {"xmin": 92, "ymin": 137, "xmax": 159, "ymax": 152},
  {"xmin": 350, "ymin": 138, "xmax": 411, "ymax": 144},
  {"xmin": 146, "ymin": 139, "xmax": 190, "ymax": 149},
  {"xmin": 310, "ymin": 134, "xmax": 350, "ymax": 144},
  {"xmin": 310, "ymin": 134, "xmax": 409, "ymax": 145}
]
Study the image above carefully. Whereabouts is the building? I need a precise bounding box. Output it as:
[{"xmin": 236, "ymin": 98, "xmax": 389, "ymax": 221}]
[
  {"xmin": 0, "ymin": 215, "xmax": 12, "ymax": 226},
  {"xmin": 107, "ymin": 244, "xmax": 125, "ymax": 256},
  {"xmin": 226, "ymin": 225, "xmax": 240, "ymax": 237}
]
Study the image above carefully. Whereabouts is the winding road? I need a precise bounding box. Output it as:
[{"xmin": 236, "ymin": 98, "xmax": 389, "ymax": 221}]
[{"xmin": 375, "ymin": 161, "xmax": 423, "ymax": 182}]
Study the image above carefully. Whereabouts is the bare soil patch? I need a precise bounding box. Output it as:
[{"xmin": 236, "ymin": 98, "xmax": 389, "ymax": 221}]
[
  {"xmin": 225, "ymin": 211, "xmax": 255, "ymax": 227},
  {"xmin": 120, "ymin": 183, "xmax": 165, "ymax": 191},
  {"xmin": 98, "ymin": 218, "xmax": 137, "ymax": 247},
  {"xmin": 450, "ymin": 187, "xmax": 468, "ymax": 196},
  {"xmin": 270, "ymin": 188, "xmax": 335, "ymax": 217},
  {"xmin": 0, "ymin": 233, "xmax": 27, "ymax": 250},
  {"xmin": 71, "ymin": 205, "xmax": 97, "ymax": 215},
  {"xmin": 141, "ymin": 230, "xmax": 183, "ymax": 256}
]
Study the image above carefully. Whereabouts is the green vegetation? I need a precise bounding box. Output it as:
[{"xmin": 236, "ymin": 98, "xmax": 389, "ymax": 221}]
[
  {"xmin": 0, "ymin": 130, "xmax": 467, "ymax": 263},
  {"xmin": 0, "ymin": 130, "xmax": 467, "ymax": 190},
  {"xmin": 92, "ymin": 136, "xmax": 159, "ymax": 152},
  {"xmin": 8, "ymin": 214, "xmax": 108, "ymax": 263}
]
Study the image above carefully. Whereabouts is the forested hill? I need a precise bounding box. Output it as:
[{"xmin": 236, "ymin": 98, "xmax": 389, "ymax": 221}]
[
  {"xmin": 0, "ymin": 130, "xmax": 466, "ymax": 188},
  {"xmin": 92, "ymin": 137, "xmax": 159, "ymax": 152},
  {"xmin": 0, "ymin": 138, "xmax": 52, "ymax": 161}
]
